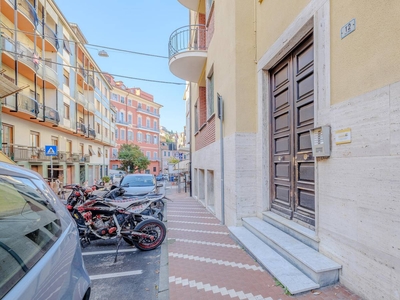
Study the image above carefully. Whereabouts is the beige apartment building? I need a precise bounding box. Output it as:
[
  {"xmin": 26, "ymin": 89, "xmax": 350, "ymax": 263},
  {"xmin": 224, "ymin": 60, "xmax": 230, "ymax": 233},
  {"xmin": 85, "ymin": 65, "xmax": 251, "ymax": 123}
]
[
  {"xmin": 169, "ymin": 0, "xmax": 400, "ymax": 299},
  {"xmin": 0, "ymin": 0, "xmax": 116, "ymax": 185}
]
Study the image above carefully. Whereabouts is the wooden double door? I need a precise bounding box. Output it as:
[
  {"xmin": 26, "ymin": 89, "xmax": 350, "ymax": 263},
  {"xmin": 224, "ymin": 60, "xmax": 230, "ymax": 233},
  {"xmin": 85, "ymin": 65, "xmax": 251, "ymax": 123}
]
[{"xmin": 270, "ymin": 34, "xmax": 315, "ymax": 227}]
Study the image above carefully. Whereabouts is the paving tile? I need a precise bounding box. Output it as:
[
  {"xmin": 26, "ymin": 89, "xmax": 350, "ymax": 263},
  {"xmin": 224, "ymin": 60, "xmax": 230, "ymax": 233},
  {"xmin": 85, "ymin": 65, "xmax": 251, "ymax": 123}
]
[{"xmin": 165, "ymin": 187, "xmax": 362, "ymax": 300}]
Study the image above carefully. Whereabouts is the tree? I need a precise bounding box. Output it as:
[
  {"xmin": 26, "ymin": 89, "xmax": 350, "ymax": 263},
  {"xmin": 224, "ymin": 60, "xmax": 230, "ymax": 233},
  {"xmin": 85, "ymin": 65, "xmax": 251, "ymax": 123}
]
[
  {"xmin": 118, "ymin": 144, "xmax": 150, "ymax": 173},
  {"xmin": 168, "ymin": 157, "xmax": 179, "ymax": 164}
]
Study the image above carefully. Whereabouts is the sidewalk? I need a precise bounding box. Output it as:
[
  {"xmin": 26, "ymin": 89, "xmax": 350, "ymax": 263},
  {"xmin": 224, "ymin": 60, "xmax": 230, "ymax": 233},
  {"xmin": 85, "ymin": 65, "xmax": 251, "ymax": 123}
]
[{"xmin": 161, "ymin": 184, "xmax": 362, "ymax": 300}]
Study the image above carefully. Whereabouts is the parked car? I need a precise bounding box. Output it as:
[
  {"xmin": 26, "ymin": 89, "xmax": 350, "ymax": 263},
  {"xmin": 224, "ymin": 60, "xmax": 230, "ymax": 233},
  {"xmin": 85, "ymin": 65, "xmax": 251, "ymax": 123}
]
[
  {"xmin": 0, "ymin": 162, "xmax": 91, "ymax": 300},
  {"xmin": 156, "ymin": 174, "xmax": 164, "ymax": 181},
  {"xmin": 119, "ymin": 174, "xmax": 157, "ymax": 195}
]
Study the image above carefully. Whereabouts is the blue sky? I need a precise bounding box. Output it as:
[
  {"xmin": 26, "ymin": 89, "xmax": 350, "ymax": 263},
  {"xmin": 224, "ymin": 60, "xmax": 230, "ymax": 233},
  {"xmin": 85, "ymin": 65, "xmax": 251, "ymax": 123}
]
[{"xmin": 54, "ymin": 0, "xmax": 188, "ymax": 133}]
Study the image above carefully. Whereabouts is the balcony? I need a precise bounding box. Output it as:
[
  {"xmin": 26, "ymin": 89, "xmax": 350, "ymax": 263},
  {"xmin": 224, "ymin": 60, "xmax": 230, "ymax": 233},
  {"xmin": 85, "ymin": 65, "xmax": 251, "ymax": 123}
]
[
  {"xmin": 88, "ymin": 128, "xmax": 96, "ymax": 139},
  {"xmin": 178, "ymin": 0, "xmax": 199, "ymax": 11},
  {"xmin": 1, "ymin": 144, "xmax": 51, "ymax": 162},
  {"xmin": 76, "ymin": 122, "xmax": 87, "ymax": 135},
  {"xmin": 137, "ymin": 124, "xmax": 160, "ymax": 133},
  {"xmin": 18, "ymin": 94, "xmax": 39, "ymax": 118},
  {"xmin": 1, "ymin": 36, "xmax": 16, "ymax": 69},
  {"xmin": 116, "ymin": 118, "xmax": 130, "ymax": 126},
  {"xmin": 43, "ymin": 23, "xmax": 58, "ymax": 52},
  {"xmin": 137, "ymin": 107, "xmax": 160, "ymax": 117},
  {"xmin": 44, "ymin": 106, "xmax": 60, "ymax": 125},
  {"xmin": 75, "ymin": 91, "xmax": 88, "ymax": 108},
  {"xmin": 2, "ymin": 95, "xmax": 17, "ymax": 111},
  {"xmin": 87, "ymin": 76, "xmax": 95, "ymax": 89},
  {"xmin": 168, "ymin": 25, "xmax": 207, "ymax": 82},
  {"xmin": 37, "ymin": 63, "xmax": 59, "ymax": 89}
]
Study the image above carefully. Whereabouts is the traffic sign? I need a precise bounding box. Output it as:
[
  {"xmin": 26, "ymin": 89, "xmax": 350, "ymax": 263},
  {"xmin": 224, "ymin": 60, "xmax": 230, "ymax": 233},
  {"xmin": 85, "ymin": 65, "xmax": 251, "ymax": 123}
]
[{"xmin": 45, "ymin": 145, "xmax": 58, "ymax": 156}]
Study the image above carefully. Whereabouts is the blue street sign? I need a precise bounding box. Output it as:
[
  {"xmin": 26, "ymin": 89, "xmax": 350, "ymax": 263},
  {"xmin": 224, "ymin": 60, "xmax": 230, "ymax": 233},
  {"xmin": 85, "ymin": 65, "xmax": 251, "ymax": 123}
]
[{"xmin": 45, "ymin": 145, "xmax": 58, "ymax": 156}]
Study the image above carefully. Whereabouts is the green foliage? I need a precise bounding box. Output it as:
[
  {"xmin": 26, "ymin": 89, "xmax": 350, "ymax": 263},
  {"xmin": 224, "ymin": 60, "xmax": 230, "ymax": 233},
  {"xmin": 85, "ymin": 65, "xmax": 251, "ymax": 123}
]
[
  {"xmin": 274, "ymin": 278, "xmax": 291, "ymax": 296},
  {"xmin": 102, "ymin": 176, "xmax": 110, "ymax": 183},
  {"xmin": 168, "ymin": 157, "xmax": 179, "ymax": 164},
  {"xmin": 118, "ymin": 144, "xmax": 150, "ymax": 173}
]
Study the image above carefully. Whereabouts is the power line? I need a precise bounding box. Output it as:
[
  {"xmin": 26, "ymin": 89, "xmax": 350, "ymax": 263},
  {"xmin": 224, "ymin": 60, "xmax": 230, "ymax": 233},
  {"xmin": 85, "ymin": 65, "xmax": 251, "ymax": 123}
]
[
  {"xmin": 0, "ymin": 25, "xmax": 170, "ymax": 59},
  {"xmin": 1, "ymin": 48, "xmax": 185, "ymax": 86}
]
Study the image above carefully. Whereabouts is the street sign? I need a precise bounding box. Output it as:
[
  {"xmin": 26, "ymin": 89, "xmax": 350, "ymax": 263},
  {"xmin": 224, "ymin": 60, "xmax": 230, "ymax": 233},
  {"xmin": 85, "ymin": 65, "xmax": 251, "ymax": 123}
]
[{"xmin": 45, "ymin": 145, "xmax": 58, "ymax": 156}]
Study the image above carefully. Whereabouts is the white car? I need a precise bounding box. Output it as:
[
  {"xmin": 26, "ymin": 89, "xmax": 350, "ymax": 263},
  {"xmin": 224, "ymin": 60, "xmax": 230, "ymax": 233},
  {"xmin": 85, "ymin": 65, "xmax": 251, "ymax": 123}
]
[{"xmin": 119, "ymin": 174, "xmax": 157, "ymax": 196}]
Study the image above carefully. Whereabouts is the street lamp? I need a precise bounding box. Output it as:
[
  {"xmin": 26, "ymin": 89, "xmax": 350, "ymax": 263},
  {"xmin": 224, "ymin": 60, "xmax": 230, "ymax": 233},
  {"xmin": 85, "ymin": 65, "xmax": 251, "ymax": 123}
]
[{"xmin": 98, "ymin": 50, "xmax": 109, "ymax": 57}]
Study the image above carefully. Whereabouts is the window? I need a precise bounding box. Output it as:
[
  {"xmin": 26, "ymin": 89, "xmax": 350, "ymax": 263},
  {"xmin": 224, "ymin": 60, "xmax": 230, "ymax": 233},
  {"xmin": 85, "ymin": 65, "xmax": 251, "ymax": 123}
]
[
  {"xmin": 128, "ymin": 131, "xmax": 133, "ymax": 141},
  {"xmin": 146, "ymin": 151, "xmax": 150, "ymax": 159},
  {"xmin": 137, "ymin": 132, "xmax": 142, "ymax": 142},
  {"xmin": 112, "ymin": 148, "xmax": 118, "ymax": 159},
  {"xmin": 163, "ymin": 151, "xmax": 166, "ymax": 156},
  {"xmin": 168, "ymin": 151, "xmax": 170, "ymax": 157},
  {"xmin": 120, "ymin": 129, "xmax": 125, "ymax": 140},
  {"xmin": 96, "ymin": 77, "xmax": 100, "ymax": 87},
  {"xmin": 138, "ymin": 116, "xmax": 142, "ymax": 127},
  {"xmin": 63, "ymin": 70, "xmax": 69, "ymax": 87},
  {"xmin": 64, "ymin": 103, "xmax": 70, "ymax": 119},
  {"xmin": 128, "ymin": 114, "xmax": 132, "ymax": 124},
  {"xmin": 0, "ymin": 175, "xmax": 62, "ymax": 299},
  {"xmin": 120, "ymin": 96, "xmax": 125, "ymax": 104},
  {"xmin": 153, "ymin": 135, "xmax": 158, "ymax": 144},
  {"xmin": 146, "ymin": 134, "xmax": 150, "ymax": 143},
  {"xmin": 128, "ymin": 99, "xmax": 132, "ymax": 106},
  {"xmin": 30, "ymin": 131, "xmax": 39, "ymax": 147},
  {"xmin": 96, "ymin": 122, "xmax": 101, "ymax": 134},
  {"xmin": 63, "ymin": 39, "xmax": 72, "ymax": 54},
  {"xmin": 146, "ymin": 118, "xmax": 150, "ymax": 128},
  {"xmin": 194, "ymin": 101, "xmax": 199, "ymax": 132},
  {"xmin": 105, "ymin": 128, "xmax": 108, "ymax": 138},
  {"xmin": 153, "ymin": 152, "xmax": 158, "ymax": 159},
  {"xmin": 138, "ymin": 103, "xmax": 142, "ymax": 109},
  {"xmin": 120, "ymin": 111, "xmax": 125, "ymax": 122},
  {"xmin": 51, "ymin": 136, "xmax": 58, "ymax": 146},
  {"xmin": 111, "ymin": 93, "xmax": 118, "ymax": 101},
  {"xmin": 207, "ymin": 71, "xmax": 214, "ymax": 117},
  {"xmin": 88, "ymin": 146, "xmax": 95, "ymax": 156},
  {"xmin": 153, "ymin": 120, "xmax": 157, "ymax": 130},
  {"xmin": 154, "ymin": 108, "xmax": 157, "ymax": 115},
  {"xmin": 96, "ymin": 100, "xmax": 101, "ymax": 111},
  {"xmin": 115, "ymin": 128, "xmax": 119, "ymax": 139},
  {"xmin": 98, "ymin": 148, "xmax": 102, "ymax": 157},
  {"xmin": 79, "ymin": 143, "xmax": 84, "ymax": 155},
  {"xmin": 105, "ymin": 149, "xmax": 108, "ymax": 158}
]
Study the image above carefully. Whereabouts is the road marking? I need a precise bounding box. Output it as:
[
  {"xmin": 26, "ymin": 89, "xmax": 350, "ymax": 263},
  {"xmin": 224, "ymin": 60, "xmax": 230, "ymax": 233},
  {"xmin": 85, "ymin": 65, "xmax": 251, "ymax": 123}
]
[
  {"xmin": 82, "ymin": 249, "xmax": 137, "ymax": 256},
  {"xmin": 90, "ymin": 270, "xmax": 143, "ymax": 280},
  {"xmin": 168, "ymin": 220, "xmax": 222, "ymax": 226},
  {"xmin": 168, "ymin": 210, "xmax": 211, "ymax": 214},
  {"xmin": 168, "ymin": 238, "xmax": 241, "ymax": 248},
  {"xmin": 168, "ymin": 228, "xmax": 229, "ymax": 235},
  {"xmin": 168, "ymin": 215, "xmax": 216, "ymax": 219},
  {"xmin": 169, "ymin": 252, "xmax": 265, "ymax": 272},
  {"xmin": 169, "ymin": 276, "xmax": 273, "ymax": 300}
]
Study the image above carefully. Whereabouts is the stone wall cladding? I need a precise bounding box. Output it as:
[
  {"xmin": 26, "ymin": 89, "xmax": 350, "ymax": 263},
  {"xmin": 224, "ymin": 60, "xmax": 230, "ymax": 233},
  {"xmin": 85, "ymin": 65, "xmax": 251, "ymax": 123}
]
[
  {"xmin": 206, "ymin": 9, "xmax": 215, "ymax": 46},
  {"xmin": 317, "ymin": 81, "xmax": 400, "ymax": 300}
]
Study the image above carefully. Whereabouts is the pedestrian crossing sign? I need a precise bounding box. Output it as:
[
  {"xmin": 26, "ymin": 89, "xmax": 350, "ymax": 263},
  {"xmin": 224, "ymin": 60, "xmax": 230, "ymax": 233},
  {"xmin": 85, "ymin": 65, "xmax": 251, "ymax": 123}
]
[{"xmin": 45, "ymin": 145, "xmax": 58, "ymax": 156}]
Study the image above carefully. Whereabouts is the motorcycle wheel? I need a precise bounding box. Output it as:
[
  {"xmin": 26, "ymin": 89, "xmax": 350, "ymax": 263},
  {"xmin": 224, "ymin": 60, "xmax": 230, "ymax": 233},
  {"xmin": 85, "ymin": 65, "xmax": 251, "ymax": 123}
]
[{"xmin": 132, "ymin": 219, "xmax": 166, "ymax": 251}]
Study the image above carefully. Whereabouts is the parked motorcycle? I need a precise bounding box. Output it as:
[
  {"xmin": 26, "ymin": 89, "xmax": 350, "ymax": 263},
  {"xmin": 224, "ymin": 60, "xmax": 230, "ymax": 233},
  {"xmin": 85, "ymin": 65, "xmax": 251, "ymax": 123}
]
[{"xmin": 66, "ymin": 197, "xmax": 166, "ymax": 253}]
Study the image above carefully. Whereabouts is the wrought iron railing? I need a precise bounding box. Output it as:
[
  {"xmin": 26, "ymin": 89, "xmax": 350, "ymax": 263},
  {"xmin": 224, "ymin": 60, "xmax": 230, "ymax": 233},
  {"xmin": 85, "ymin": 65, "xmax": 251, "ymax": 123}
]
[
  {"xmin": 77, "ymin": 122, "xmax": 87, "ymax": 134},
  {"xmin": 88, "ymin": 128, "xmax": 96, "ymax": 138},
  {"xmin": 168, "ymin": 25, "xmax": 207, "ymax": 58}
]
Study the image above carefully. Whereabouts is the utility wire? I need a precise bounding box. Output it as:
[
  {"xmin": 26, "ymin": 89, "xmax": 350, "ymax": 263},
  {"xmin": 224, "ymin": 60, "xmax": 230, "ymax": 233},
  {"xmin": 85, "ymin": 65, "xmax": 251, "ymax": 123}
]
[
  {"xmin": 0, "ymin": 25, "xmax": 170, "ymax": 59},
  {"xmin": 0, "ymin": 49, "xmax": 185, "ymax": 86}
]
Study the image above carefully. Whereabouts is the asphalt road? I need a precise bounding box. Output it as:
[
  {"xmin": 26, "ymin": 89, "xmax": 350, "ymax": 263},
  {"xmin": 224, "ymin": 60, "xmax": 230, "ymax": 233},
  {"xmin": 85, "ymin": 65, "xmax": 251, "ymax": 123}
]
[{"xmin": 81, "ymin": 235, "xmax": 162, "ymax": 300}]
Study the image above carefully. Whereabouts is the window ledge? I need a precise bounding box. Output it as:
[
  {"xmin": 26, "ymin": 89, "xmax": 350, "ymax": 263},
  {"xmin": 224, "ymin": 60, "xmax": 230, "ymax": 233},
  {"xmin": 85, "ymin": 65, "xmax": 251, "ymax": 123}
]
[{"xmin": 207, "ymin": 113, "xmax": 215, "ymax": 123}]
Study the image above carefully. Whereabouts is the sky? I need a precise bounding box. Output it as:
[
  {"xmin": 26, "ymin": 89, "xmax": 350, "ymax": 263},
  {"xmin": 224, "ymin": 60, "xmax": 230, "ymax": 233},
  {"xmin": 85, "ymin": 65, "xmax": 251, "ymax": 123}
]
[{"xmin": 54, "ymin": 0, "xmax": 188, "ymax": 133}]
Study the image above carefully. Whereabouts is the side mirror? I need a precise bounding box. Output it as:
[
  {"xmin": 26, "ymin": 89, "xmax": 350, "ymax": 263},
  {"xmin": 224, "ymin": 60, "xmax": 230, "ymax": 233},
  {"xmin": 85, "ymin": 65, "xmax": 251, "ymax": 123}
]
[
  {"xmin": 157, "ymin": 183, "xmax": 164, "ymax": 188},
  {"xmin": 121, "ymin": 183, "xmax": 129, "ymax": 187}
]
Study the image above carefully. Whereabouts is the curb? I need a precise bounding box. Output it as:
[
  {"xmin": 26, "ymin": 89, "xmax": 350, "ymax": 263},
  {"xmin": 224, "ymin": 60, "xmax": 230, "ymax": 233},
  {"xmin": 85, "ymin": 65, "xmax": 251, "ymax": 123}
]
[{"xmin": 158, "ymin": 193, "xmax": 169, "ymax": 300}]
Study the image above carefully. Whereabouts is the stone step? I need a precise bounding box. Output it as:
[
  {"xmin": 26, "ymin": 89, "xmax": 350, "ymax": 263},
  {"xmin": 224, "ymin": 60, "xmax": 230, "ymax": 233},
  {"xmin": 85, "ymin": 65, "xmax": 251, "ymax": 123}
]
[
  {"xmin": 242, "ymin": 217, "xmax": 341, "ymax": 287},
  {"xmin": 262, "ymin": 211, "xmax": 319, "ymax": 251},
  {"xmin": 229, "ymin": 226, "xmax": 319, "ymax": 295}
]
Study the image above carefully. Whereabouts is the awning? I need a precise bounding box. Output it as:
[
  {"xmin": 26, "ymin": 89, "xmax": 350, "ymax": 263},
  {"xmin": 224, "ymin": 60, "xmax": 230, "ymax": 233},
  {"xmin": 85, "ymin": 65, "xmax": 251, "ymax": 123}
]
[
  {"xmin": 0, "ymin": 151, "xmax": 16, "ymax": 165},
  {"xmin": 0, "ymin": 70, "xmax": 28, "ymax": 98}
]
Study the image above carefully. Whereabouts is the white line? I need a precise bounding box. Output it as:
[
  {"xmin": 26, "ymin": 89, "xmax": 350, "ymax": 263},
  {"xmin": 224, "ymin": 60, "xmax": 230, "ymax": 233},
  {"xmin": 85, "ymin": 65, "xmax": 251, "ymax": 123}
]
[
  {"xmin": 168, "ymin": 207, "xmax": 206, "ymax": 210},
  {"xmin": 169, "ymin": 252, "xmax": 265, "ymax": 272},
  {"xmin": 82, "ymin": 249, "xmax": 137, "ymax": 256},
  {"xmin": 168, "ymin": 228, "xmax": 229, "ymax": 235},
  {"xmin": 90, "ymin": 270, "xmax": 143, "ymax": 280},
  {"xmin": 168, "ymin": 210, "xmax": 211, "ymax": 214},
  {"xmin": 168, "ymin": 215, "xmax": 216, "ymax": 219},
  {"xmin": 169, "ymin": 276, "xmax": 273, "ymax": 300},
  {"xmin": 168, "ymin": 220, "xmax": 222, "ymax": 226},
  {"xmin": 168, "ymin": 238, "xmax": 241, "ymax": 248}
]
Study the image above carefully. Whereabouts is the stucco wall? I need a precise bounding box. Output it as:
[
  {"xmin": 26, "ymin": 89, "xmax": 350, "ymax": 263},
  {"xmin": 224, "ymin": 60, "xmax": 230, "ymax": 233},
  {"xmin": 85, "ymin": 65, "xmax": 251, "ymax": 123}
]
[{"xmin": 330, "ymin": 0, "xmax": 400, "ymax": 105}]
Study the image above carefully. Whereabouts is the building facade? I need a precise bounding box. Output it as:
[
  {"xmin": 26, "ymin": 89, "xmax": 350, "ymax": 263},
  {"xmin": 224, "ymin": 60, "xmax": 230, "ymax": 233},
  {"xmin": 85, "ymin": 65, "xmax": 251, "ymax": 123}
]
[
  {"xmin": 169, "ymin": 0, "xmax": 400, "ymax": 299},
  {"xmin": 0, "ymin": 0, "xmax": 116, "ymax": 185},
  {"xmin": 105, "ymin": 74, "xmax": 162, "ymax": 175}
]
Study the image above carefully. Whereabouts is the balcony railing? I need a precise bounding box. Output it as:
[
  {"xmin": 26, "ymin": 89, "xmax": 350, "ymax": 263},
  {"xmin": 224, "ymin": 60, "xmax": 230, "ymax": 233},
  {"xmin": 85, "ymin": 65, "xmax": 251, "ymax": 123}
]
[
  {"xmin": 37, "ymin": 63, "xmax": 59, "ymax": 88},
  {"xmin": 75, "ymin": 91, "xmax": 88, "ymax": 107},
  {"xmin": 43, "ymin": 23, "xmax": 58, "ymax": 50},
  {"xmin": 76, "ymin": 122, "xmax": 87, "ymax": 134},
  {"xmin": 2, "ymin": 95, "xmax": 17, "ymax": 110},
  {"xmin": 137, "ymin": 107, "xmax": 160, "ymax": 117},
  {"xmin": 44, "ymin": 106, "xmax": 60, "ymax": 124},
  {"xmin": 1, "ymin": 36, "xmax": 16, "ymax": 56},
  {"xmin": 116, "ymin": 118, "xmax": 130, "ymax": 125},
  {"xmin": 137, "ymin": 124, "xmax": 160, "ymax": 132},
  {"xmin": 88, "ymin": 128, "xmax": 96, "ymax": 138},
  {"xmin": 2, "ymin": 144, "xmax": 51, "ymax": 162},
  {"xmin": 168, "ymin": 24, "xmax": 207, "ymax": 57},
  {"xmin": 18, "ymin": 94, "xmax": 39, "ymax": 117},
  {"xmin": 88, "ymin": 76, "xmax": 95, "ymax": 87},
  {"xmin": 16, "ymin": 41, "xmax": 36, "ymax": 70}
]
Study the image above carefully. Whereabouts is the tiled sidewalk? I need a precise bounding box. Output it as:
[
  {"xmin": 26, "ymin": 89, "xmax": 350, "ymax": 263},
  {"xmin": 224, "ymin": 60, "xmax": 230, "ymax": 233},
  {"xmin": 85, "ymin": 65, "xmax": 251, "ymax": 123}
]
[{"xmin": 164, "ymin": 185, "xmax": 362, "ymax": 300}]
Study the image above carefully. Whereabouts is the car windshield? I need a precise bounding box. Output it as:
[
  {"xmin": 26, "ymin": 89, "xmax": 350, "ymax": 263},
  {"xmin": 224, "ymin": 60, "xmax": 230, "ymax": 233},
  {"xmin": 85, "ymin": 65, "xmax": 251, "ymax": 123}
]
[
  {"xmin": 120, "ymin": 175, "xmax": 154, "ymax": 187},
  {"xmin": 0, "ymin": 175, "xmax": 61, "ymax": 298}
]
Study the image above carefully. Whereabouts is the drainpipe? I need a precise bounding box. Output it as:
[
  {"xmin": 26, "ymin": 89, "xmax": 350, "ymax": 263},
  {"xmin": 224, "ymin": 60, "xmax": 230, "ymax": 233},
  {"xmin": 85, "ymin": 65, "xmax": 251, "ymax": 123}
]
[
  {"xmin": 217, "ymin": 93, "xmax": 225, "ymax": 225},
  {"xmin": 13, "ymin": 0, "xmax": 19, "ymax": 112}
]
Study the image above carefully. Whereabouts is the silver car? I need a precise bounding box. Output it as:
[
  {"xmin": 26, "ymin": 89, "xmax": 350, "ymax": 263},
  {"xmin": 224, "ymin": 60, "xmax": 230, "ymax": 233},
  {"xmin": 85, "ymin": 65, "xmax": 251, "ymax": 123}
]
[
  {"xmin": 0, "ymin": 162, "xmax": 91, "ymax": 300},
  {"xmin": 119, "ymin": 174, "xmax": 157, "ymax": 196}
]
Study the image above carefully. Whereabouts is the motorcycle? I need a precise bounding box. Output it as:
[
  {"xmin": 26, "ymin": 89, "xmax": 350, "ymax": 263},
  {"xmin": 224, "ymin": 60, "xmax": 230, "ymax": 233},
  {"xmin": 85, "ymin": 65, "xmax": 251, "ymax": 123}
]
[{"xmin": 66, "ymin": 197, "xmax": 167, "ymax": 254}]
